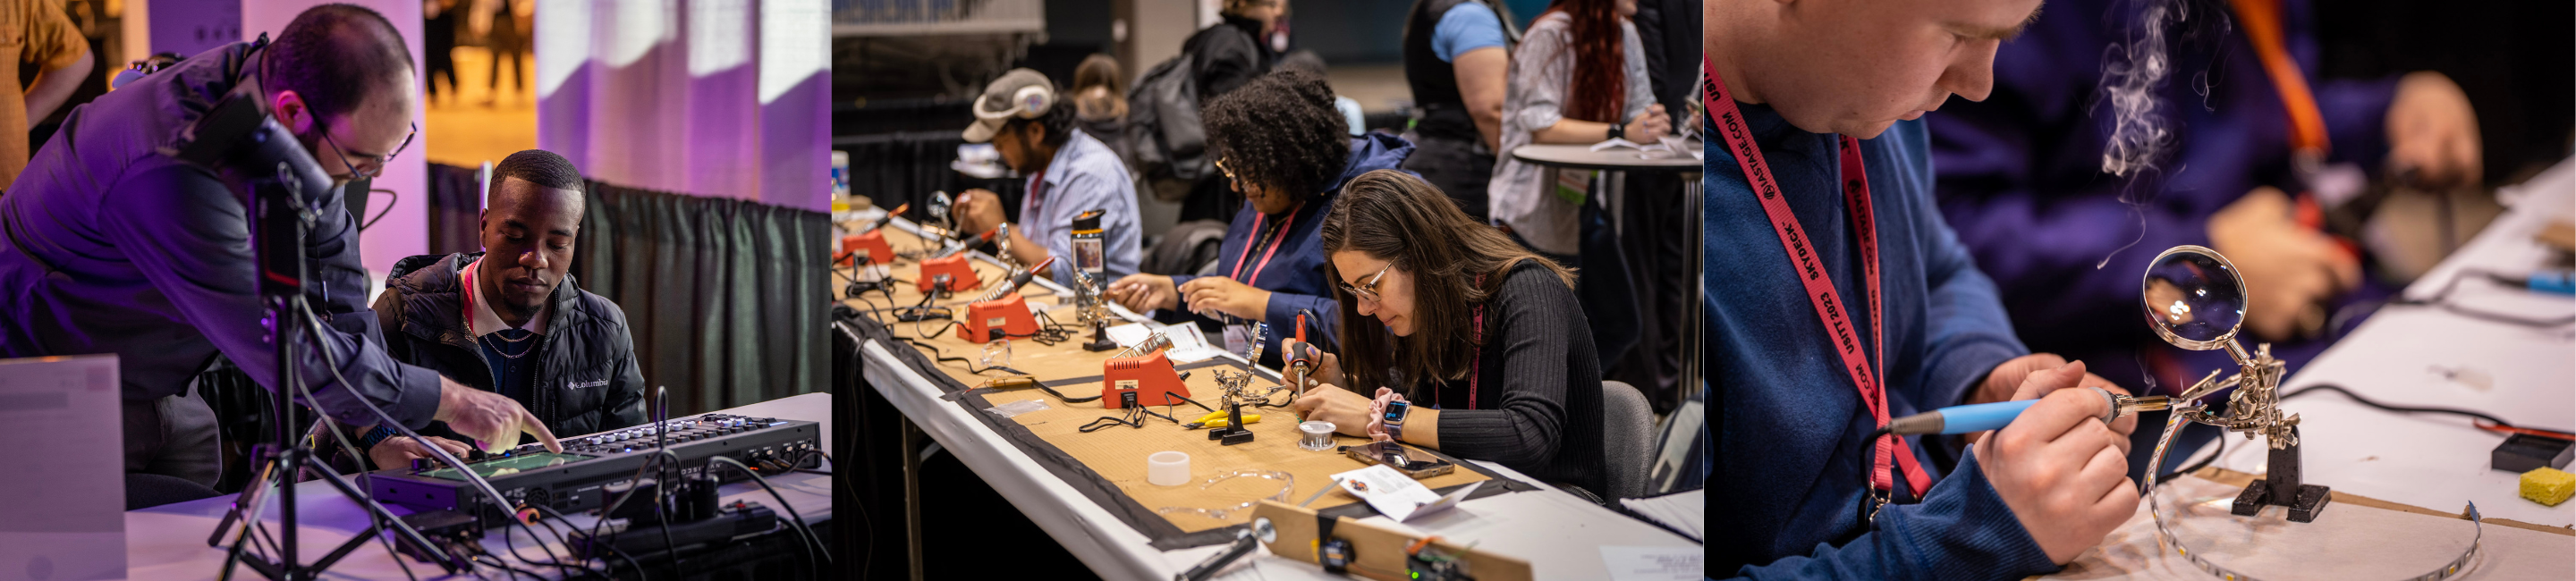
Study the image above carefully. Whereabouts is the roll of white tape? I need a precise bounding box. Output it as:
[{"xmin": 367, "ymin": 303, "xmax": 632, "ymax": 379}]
[
  {"xmin": 1148, "ymin": 450, "xmax": 1191, "ymax": 486},
  {"xmin": 1298, "ymin": 421, "xmax": 1337, "ymax": 451}
]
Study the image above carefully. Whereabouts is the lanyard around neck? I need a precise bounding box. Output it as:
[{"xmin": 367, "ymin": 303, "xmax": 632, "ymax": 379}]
[
  {"xmin": 1702, "ymin": 60, "xmax": 1929, "ymax": 497},
  {"xmin": 1229, "ymin": 207, "xmax": 1298, "ymax": 286}
]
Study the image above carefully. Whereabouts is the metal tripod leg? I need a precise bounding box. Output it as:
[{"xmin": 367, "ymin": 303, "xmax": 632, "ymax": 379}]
[{"xmin": 901, "ymin": 415, "xmax": 925, "ymax": 581}]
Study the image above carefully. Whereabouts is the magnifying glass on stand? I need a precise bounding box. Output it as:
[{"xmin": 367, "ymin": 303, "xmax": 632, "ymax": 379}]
[{"xmin": 2139, "ymin": 244, "xmax": 2332, "ymax": 522}]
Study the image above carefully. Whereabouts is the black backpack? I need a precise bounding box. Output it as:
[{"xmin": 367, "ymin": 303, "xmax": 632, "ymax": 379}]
[{"xmin": 1123, "ymin": 53, "xmax": 1212, "ymax": 203}]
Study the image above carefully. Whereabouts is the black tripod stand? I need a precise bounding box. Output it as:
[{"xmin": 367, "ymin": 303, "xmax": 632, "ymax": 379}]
[
  {"xmin": 189, "ymin": 117, "xmax": 461, "ymax": 578},
  {"xmin": 204, "ymin": 294, "xmax": 463, "ymax": 579}
]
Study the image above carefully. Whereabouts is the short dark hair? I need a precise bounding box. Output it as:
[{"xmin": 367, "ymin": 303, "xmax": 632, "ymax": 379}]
[
  {"xmin": 1004, "ymin": 97, "xmax": 1078, "ymax": 149},
  {"xmin": 1204, "ymin": 68, "xmax": 1349, "ymax": 203},
  {"xmin": 491, "ymin": 149, "xmax": 585, "ymax": 195},
  {"xmin": 267, "ymin": 4, "xmax": 414, "ymax": 122}
]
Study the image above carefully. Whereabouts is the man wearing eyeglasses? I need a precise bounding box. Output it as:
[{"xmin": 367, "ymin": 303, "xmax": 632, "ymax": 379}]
[{"xmin": 0, "ymin": 4, "xmax": 557, "ymax": 507}]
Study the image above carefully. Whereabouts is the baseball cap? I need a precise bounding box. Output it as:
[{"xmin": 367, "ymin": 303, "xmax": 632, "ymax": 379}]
[{"xmin": 962, "ymin": 69, "xmax": 1058, "ymax": 144}]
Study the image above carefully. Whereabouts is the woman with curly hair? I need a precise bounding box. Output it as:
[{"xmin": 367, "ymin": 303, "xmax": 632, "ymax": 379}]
[
  {"xmin": 1104, "ymin": 69, "xmax": 1413, "ymax": 367},
  {"xmin": 1283, "ymin": 169, "xmax": 1610, "ymax": 501}
]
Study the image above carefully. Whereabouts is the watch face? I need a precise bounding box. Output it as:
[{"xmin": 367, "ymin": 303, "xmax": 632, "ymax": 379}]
[{"xmin": 1383, "ymin": 401, "xmax": 1408, "ymax": 422}]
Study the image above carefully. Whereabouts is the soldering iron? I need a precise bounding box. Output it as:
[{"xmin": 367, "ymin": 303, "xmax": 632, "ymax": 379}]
[{"xmin": 1884, "ymin": 387, "xmax": 2172, "ymax": 435}]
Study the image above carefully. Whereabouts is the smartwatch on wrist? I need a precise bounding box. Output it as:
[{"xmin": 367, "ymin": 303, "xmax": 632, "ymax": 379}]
[
  {"xmin": 1606, "ymin": 121, "xmax": 1624, "ymax": 141},
  {"xmin": 356, "ymin": 425, "xmax": 400, "ymax": 450},
  {"xmin": 1382, "ymin": 400, "xmax": 1411, "ymax": 442}
]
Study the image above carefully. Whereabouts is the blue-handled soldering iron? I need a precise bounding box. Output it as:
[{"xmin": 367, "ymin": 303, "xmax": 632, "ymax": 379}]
[{"xmin": 1885, "ymin": 387, "xmax": 2171, "ymax": 435}]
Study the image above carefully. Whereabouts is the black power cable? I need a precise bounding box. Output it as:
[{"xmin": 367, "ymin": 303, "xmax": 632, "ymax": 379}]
[
  {"xmin": 291, "ymin": 306, "xmax": 562, "ymax": 578},
  {"xmin": 2282, "ymin": 383, "xmax": 2572, "ymax": 434},
  {"xmin": 708, "ymin": 456, "xmax": 835, "ymax": 568},
  {"xmin": 2385, "ymin": 269, "xmax": 2576, "ymax": 328}
]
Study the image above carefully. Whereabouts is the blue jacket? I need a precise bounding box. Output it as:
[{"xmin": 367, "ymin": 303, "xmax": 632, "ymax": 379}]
[
  {"xmin": 1925, "ymin": 0, "xmax": 2398, "ymax": 382},
  {"xmin": 0, "ymin": 42, "xmax": 443, "ymax": 429},
  {"xmin": 1172, "ymin": 133, "xmax": 1414, "ymax": 366},
  {"xmin": 1703, "ymin": 105, "xmax": 2055, "ymax": 579}
]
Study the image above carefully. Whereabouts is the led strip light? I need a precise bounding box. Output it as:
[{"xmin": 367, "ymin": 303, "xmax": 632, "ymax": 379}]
[{"xmin": 2140, "ymin": 410, "xmax": 2484, "ymax": 581}]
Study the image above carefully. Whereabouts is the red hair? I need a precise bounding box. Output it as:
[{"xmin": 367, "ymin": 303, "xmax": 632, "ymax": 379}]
[{"xmin": 1544, "ymin": 0, "xmax": 1625, "ymax": 123}]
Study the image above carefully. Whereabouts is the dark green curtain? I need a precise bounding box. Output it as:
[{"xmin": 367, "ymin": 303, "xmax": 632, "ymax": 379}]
[{"xmin": 572, "ymin": 181, "xmax": 833, "ymax": 416}]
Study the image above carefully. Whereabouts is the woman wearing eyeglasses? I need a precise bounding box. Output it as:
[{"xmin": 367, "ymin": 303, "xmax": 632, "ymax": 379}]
[
  {"xmin": 1284, "ymin": 169, "xmax": 1610, "ymax": 501},
  {"xmin": 1103, "ymin": 69, "xmax": 1413, "ymax": 367}
]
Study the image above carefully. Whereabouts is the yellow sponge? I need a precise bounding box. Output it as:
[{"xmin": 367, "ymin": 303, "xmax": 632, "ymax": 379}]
[{"xmin": 2521, "ymin": 467, "xmax": 2575, "ymax": 507}]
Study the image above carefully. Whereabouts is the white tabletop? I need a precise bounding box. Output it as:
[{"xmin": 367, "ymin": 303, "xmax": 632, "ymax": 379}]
[
  {"xmin": 121, "ymin": 393, "xmax": 838, "ymax": 580},
  {"xmin": 2205, "ymin": 158, "xmax": 2576, "ymax": 526},
  {"xmin": 1510, "ymin": 141, "xmax": 1704, "ymax": 172},
  {"xmin": 857, "ymin": 328, "xmax": 1700, "ymax": 580},
  {"xmin": 2061, "ymin": 469, "xmax": 2573, "ymax": 580}
]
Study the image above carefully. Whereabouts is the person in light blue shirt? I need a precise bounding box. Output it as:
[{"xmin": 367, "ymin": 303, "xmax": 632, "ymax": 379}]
[
  {"xmin": 1401, "ymin": 0, "xmax": 1513, "ymax": 222},
  {"xmin": 953, "ymin": 69, "xmax": 1144, "ymax": 288},
  {"xmin": 1434, "ymin": 1, "xmax": 1510, "ymax": 62}
]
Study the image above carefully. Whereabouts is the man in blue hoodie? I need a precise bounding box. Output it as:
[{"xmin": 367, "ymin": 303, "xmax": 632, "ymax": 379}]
[
  {"xmin": 1106, "ymin": 69, "xmax": 1414, "ymax": 367},
  {"xmin": 1704, "ymin": 0, "xmax": 2143, "ymax": 578}
]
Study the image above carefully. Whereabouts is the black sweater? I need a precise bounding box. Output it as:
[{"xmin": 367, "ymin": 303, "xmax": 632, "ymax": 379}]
[{"xmin": 1402, "ymin": 261, "xmax": 1607, "ymax": 497}]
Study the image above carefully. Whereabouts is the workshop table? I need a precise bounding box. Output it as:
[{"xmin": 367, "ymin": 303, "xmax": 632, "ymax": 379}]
[
  {"xmin": 2206, "ymin": 157, "xmax": 2575, "ymax": 526},
  {"xmin": 842, "ymin": 214, "xmax": 1701, "ymax": 579},
  {"xmin": 2042, "ymin": 158, "xmax": 2576, "ymax": 579},
  {"xmin": 1511, "ymin": 140, "xmax": 1711, "ymax": 421},
  {"xmin": 118, "ymin": 393, "xmax": 836, "ymax": 580},
  {"xmin": 2053, "ymin": 467, "xmax": 2572, "ymax": 580}
]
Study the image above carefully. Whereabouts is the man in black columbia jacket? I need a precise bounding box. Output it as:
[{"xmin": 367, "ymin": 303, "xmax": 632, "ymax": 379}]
[{"xmin": 339, "ymin": 149, "xmax": 644, "ymax": 471}]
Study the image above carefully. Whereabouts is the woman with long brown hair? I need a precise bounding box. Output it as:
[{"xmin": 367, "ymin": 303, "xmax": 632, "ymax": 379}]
[
  {"xmin": 1285, "ymin": 170, "xmax": 1611, "ymax": 501},
  {"xmin": 1487, "ymin": 0, "xmax": 1670, "ymax": 257}
]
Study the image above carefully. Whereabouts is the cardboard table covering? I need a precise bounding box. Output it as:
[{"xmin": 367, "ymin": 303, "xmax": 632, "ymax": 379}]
[
  {"xmin": 835, "ymin": 221, "xmax": 1058, "ymax": 314},
  {"xmin": 849, "ymin": 303, "xmax": 1532, "ymax": 550}
]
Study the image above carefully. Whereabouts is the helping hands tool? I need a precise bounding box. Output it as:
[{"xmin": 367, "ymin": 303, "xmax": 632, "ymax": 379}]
[{"xmin": 1203, "ymin": 324, "xmax": 1286, "ymax": 445}]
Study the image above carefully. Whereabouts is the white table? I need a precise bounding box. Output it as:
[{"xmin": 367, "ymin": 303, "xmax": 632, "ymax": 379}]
[
  {"xmin": 2202, "ymin": 157, "xmax": 2576, "ymax": 526},
  {"xmin": 120, "ymin": 393, "xmax": 837, "ymax": 580},
  {"xmin": 854, "ymin": 316, "xmax": 1700, "ymax": 580},
  {"xmin": 1509, "ymin": 141, "xmax": 1703, "ymax": 237},
  {"xmin": 1507, "ymin": 142, "xmax": 1705, "ymax": 172}
]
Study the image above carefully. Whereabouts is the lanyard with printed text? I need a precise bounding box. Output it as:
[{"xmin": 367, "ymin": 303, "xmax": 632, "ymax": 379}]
[{"xmin": 1703, "ymin": 60, "xmax": 1930, "ymax": 497}]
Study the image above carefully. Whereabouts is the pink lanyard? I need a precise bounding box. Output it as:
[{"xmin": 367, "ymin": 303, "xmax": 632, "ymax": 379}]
[
  {"xmin": 1703, "ymin": 60, "xmax": 1930, "ymax": 497},
  {"xmin": 1228, "ymin": 209, "xmax": 1298, "ymax": 285},
  {"xmin": 1445, "ymin": 275, "xmax": 1487, "ymax": 411},
  {"xmin": 1467, "ymin": 299, "xmax": 1484, "ymax": 410}
]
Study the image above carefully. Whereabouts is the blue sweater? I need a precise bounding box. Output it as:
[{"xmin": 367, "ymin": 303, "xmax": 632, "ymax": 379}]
[
  {"xmin": 1703, "ymin": 105, "xmax": 2056, "ymax": 579},
  {"xmin": 1172, "ymin": 133, "xmax": 1415, "ymax": 365}
]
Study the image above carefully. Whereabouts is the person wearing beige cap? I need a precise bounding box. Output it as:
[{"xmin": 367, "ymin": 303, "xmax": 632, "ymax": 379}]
[{"xmin": 953, "ymin": 68, "xmax": 1143, "ymax": 287}]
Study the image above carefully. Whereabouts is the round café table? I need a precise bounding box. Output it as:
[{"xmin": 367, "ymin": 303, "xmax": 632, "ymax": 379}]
[{"xmin": 1509, "ymin": 140, "xmax": 1706, "ymax": 407}]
